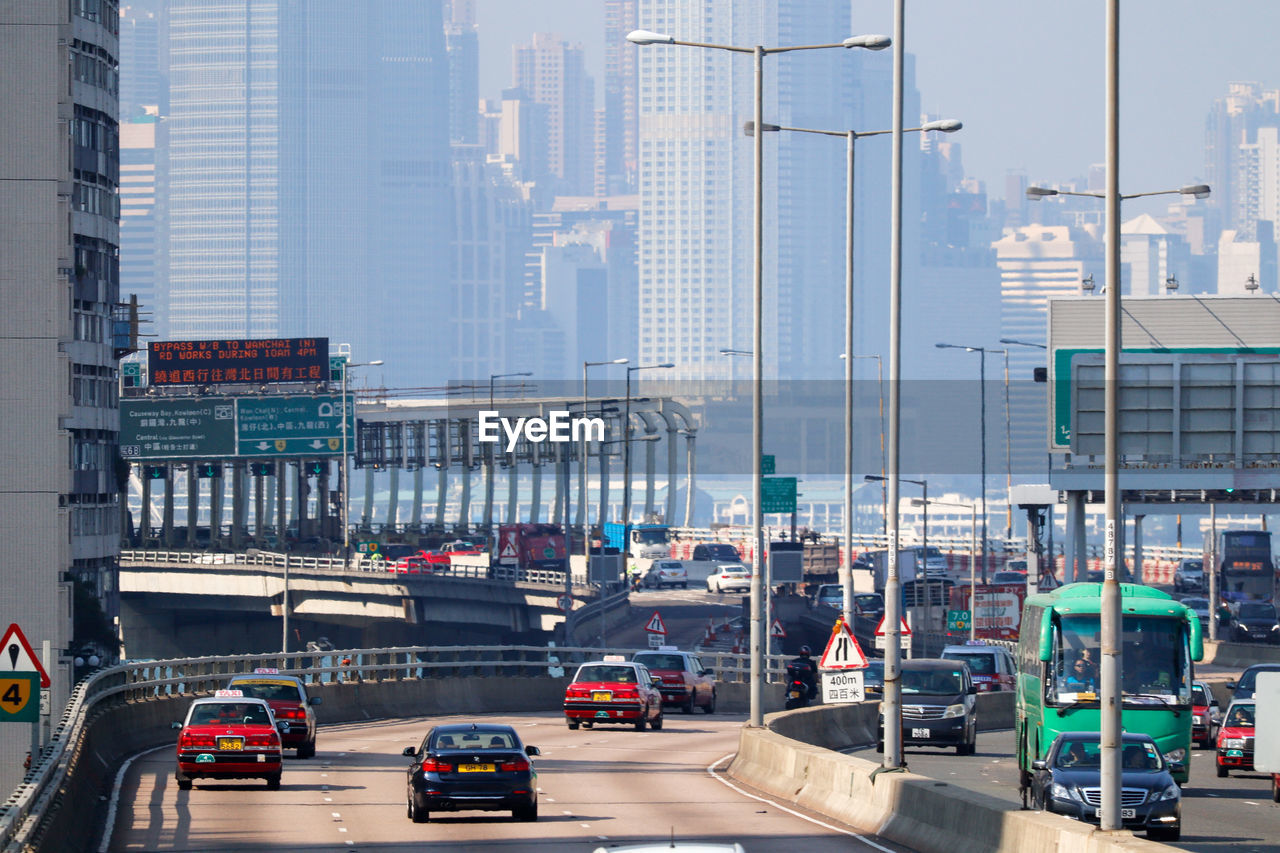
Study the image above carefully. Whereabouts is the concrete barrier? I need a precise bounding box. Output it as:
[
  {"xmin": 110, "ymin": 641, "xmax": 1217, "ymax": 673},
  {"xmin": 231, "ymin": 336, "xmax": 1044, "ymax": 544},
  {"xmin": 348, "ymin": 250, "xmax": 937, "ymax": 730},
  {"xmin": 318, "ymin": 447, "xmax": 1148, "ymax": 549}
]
[
  {"xmin": 1202, "ymin": 639, "xmax": 1280, "ymax": 668},
  {"xmin": 727, "ymin": 701, "xmax": 1177, "ymax": 853}
]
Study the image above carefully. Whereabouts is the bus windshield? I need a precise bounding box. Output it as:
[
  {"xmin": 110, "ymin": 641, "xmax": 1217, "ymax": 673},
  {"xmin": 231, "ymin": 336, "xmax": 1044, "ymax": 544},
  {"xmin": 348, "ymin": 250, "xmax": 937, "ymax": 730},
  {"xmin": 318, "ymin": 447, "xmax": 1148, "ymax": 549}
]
[{"xmin": 1050, "ymin": 615, "xmax": 1190, "ymax": 705}]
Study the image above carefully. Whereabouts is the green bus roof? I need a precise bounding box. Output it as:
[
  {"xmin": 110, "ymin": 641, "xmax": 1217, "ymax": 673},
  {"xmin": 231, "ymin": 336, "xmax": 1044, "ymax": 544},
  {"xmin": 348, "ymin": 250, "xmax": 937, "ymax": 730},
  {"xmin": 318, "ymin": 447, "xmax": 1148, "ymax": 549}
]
[{"xmin": 1024, "ymin": 582, "xmax": 1188, "ymax": 617}]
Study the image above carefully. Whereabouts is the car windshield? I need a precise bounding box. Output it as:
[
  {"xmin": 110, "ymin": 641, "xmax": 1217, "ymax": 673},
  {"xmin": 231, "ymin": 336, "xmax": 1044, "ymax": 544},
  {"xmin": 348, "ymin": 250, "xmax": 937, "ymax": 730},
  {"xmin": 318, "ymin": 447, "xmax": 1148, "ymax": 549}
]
[
  {"xmin": 1181, "ymin": 598, "xmax": 1208, "ymax": 610},
  {"xmin": 945, "ymin": 652, "xmax": 997, "ymax": 675},
  {"xmin": 1191, "ymin": 684, "xmax": 1210, "ymax": 705},
  {"xmin": 856, "ymin": 594, "xmax": 882, "ymax": 609},
  {"xmin": 634, "ymin": 654, "xmax": 683, "ymax": 670},
  {"xmin": 1054, "ymin": 739, "xmax": 1102, "ymax": 768},
  {"xmin": 1238, "ymin": 603, "xmax": 1277, "ymax": 621},
  {"xmin": 229, "ymin": 680, "xmax": 303, "ymax": 702},
  {"xmin": 190, "ymin": 702, "xmax": 270, "ymax": 725},
  {"xmin": 434, "ymin": 730, "xmax": 515, "ymax": 750},
  {"xmin": 575, "ymin": 665, "xmax": 639, "ymax": 683},
  {"xmin": 1225, "ymin": 704, "xmax": 1255, "ymax": 727},
  {"xmin": 992, "ymin": 572, "xmax": 1024, "ymax": 583},
  {"xmin": 720, "ymin": 566, "xmax": 748, "ymax": 575},
  {"xmin": 863, "ymin": 661, "xmax": 885, "ymax": 687},
  {"xmin": 635, "ymin": 529, "xmax": 669, "ymax": 545},
  {"xmin": 901, "ymin": 668, "xmax": 964, "ymax": 695},
  {"xmin": 1239, "ymin": 666, "xmax": 1280, "ymax": 690},
  {"xmin": 1180, "ymin": 561, "xmax": 1202, "ymax": 573}
]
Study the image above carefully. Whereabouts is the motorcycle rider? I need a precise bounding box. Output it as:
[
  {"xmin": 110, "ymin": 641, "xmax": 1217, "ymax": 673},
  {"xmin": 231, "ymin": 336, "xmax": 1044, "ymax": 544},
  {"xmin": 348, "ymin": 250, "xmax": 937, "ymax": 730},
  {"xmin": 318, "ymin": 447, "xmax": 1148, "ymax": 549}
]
[{"xmin": 785, "ymin": 645, "xmax": 818, "ymax": 702}]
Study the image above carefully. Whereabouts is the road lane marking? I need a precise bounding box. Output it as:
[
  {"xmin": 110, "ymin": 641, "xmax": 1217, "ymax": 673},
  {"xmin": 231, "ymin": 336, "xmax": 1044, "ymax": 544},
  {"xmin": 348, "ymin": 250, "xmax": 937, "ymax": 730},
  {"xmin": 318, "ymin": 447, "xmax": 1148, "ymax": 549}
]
[
  {"xmin": 706, "ymin": 752, "xmax": 897, "ymax": 853},
  {"xmin": 99, "ymin": 744, "xmax": 169, "ymax": 853}
]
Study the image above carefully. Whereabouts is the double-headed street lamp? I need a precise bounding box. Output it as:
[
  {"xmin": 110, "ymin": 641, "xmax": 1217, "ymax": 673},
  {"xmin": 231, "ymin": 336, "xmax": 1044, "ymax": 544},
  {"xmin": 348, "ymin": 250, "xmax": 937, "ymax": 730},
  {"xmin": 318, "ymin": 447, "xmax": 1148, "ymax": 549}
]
[
  {"xmin": 935, "ymin": 343, "xmax": 994, "ymax": 582},
  {"xmin": 748, "ymin": 117, "xmax": 960, "ymax": 631},
  {"xmin": 340, "ymin": 359, "xmax": 383, "ymax": 565},
  {"xmin": 630, "ymin": 26, "xmax": 890, "ymax": 729},
  {"xmin": 1029, "ymin": 128, "xmax": 1210, "ymax": 827}
]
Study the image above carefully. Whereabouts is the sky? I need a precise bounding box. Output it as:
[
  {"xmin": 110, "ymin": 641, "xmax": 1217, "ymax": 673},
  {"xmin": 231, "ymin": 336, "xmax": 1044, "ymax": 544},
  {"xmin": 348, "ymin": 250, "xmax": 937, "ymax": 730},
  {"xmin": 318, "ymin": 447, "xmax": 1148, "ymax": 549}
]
[{"xmin": 476, "ymin": 0, "xmax": 1280, "ymax": 213}]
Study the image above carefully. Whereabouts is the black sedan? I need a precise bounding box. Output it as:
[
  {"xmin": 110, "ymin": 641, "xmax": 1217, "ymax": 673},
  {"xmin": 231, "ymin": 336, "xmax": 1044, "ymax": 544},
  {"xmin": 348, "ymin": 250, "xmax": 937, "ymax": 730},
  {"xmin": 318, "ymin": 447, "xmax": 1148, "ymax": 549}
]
[
  {"xmin": 1030, "ymin": 731, "xmax": 1182, "ymax": 841},
  {"xmin": 402, "ymin": 723, "xmax": 539, "ymax": 823}
]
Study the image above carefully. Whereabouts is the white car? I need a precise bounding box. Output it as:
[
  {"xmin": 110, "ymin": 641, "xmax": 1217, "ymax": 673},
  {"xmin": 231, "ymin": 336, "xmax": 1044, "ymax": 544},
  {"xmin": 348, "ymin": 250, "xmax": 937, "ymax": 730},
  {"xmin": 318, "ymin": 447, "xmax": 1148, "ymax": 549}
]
[
  {"xmin": 643, "ymin": 560, "xmax": 689, "ymax": 589},
  {"xmin": 705, "ymin": 564, "xmax": 752, "ymax": 594}
]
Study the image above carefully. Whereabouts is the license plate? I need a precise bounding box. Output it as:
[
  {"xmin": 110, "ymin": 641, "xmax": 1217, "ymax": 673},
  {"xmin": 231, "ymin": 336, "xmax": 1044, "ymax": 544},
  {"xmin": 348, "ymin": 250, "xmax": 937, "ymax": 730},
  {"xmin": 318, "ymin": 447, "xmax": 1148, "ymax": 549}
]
[
  {"xmin": 1094, "ymin": 808, "xmax": 1136, "ymax": 819},
  {"xmin": 1227, "ymin": 749, "xmax": 1243, "ymax": 757},
  {"xmin": 912, "ymin": 728, "xmax": 930, "ymax": 739},
  {"xmin": 217, "ymin": 737, "xmax": 244, "ymax": 751},
  {"xmin": 592, "ymin": 690, "xmax": 612, "ymax": 702},
  {"xmin": 457, "ymin": 763, "xmax": 495, "ymax": 773}
]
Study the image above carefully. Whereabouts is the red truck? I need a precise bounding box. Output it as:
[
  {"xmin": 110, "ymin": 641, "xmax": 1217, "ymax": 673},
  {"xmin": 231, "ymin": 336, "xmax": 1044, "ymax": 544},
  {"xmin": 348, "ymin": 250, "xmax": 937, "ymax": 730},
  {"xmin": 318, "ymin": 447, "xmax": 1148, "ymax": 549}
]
[{"xmin": 497, "ymin": 524, "xmax": 568, "ymax": 572}]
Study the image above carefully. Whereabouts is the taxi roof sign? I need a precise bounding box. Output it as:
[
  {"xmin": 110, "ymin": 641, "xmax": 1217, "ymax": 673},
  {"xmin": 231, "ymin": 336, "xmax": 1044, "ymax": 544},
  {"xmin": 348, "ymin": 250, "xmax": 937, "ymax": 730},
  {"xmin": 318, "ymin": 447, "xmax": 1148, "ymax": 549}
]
[
  {"xmin": 0, "ymin": 623, "xmax": 50, "ymax": 688},
  {"xmin": 253, "ymin": 667, "xmax": 280, "ymax": 674},
  {"xmin": 602, "ymin": 654, "xmax": 627, "ymax": 662},
  {"xmin": 213, "ymin": 689, "xmax": 245, "ymax": 697}
]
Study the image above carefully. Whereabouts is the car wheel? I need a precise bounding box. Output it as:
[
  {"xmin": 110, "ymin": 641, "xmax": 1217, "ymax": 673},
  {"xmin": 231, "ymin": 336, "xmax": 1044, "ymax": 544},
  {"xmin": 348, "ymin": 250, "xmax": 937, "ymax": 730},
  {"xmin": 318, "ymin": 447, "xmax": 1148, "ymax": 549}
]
[
  {"xmin": 634, "ymin": 713, "xmax": 648, "ymax": 731},
  {"xmin": 409, "ymin": 791, "xmax": 429, "ymax": 823},
  {"xmin": 514, "ymin": 801, "xmax": 538, "ymax": 822},
  {"xmin": 1272, "ymin": 776, "xmax": 1280, "ymax": 803},
  {"xmin": 1149, "ymin": 825, "xmax": 1180, "ymax": 842},
  {"xmin": 875, "ymin": 740, "xmax": 884, "ymax": 753},
  {"xmin": 567, "ymin": 719, "xmax": 579, "ymax": 730},
  {"xmin": 297, "ymin": 738, "xmax": 316, "ymax": 759},
  {"xmin": 681, "ymin": 694, "xmax": 695, "ymax": 714},
  {"xmin": 266, "ymin": 774, "xmax": 281, "ymax": 791},
  {"xmin": 651, "ymin": 711, "xmax": 664, "ymax": 731},
  {"xmin": 177, "ymin": 777, "xmax": 192, "ymax": 791},
  {"xmin": 1217, "ymin": 762, "xmax": 1229, "ymax": 778},
  {"xmin": 703, "ymin": 690, "xmax": 717, "ymax": 714},
  {"xmin": 681, "ymin": 582, "xmax": 688, "ymax": 589}
]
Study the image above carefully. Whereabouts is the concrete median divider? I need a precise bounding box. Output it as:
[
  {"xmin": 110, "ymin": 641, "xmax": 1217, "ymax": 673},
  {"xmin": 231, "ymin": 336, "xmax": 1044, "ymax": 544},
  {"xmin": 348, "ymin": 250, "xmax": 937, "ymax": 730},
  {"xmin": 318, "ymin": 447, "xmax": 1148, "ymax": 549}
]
[{"xmin": 726, "ymin": 697, "xmax": 1176, "ymax": 853}]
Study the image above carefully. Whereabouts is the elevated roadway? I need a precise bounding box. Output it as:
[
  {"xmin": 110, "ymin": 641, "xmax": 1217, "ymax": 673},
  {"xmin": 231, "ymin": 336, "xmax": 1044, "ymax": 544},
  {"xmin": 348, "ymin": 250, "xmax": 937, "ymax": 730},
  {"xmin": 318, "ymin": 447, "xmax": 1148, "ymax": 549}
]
[{"xmin": 106, "ymin": 712, "xmax": 910, "ymax": 852}]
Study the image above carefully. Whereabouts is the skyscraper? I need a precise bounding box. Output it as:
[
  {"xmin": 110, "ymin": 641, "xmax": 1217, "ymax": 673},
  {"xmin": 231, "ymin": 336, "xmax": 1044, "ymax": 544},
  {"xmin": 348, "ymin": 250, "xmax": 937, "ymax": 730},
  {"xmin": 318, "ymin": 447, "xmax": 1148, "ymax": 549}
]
[
  {"xmin": 635, "ymin": 0, "xmax": 906, "ymax": 382},
  {"xmin": 1, "ymin": 0, "xmax": 122, "ymax": 791},
  {"xmin": 603, "ymin": 0, "xmax": 639, "ymax": 194},
  {"xmin": 163, "ymin": 1, "xmax": 453, "ymax": 387},
  {"xmin": 512, "ymin": 33, "xmax": 596, "ymax": 197}
]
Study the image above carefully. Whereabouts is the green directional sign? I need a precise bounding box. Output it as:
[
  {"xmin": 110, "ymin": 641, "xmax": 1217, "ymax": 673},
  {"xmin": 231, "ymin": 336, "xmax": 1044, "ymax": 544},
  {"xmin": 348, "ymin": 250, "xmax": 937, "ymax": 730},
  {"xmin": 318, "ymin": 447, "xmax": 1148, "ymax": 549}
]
[
  {"xmin": 0, "ymin": 673, "xmax": 40, "ymax": 723},
  {"xmin": 947, "ymin": 610, "xmax": 970, "ymax": 631},
  {"xmin": 761, "ymin": 476, "xmax": 797, "ymax": 514},
  {"xmin": 120, "ymin": 398, "xmax": 237, "ymax": 459},
  {"xmin": 761, "ymin": 454, "xmax": 775, "ymax": 475},
  {"xmin": 236, "ymin": 394, "xmax": 352, "ymax": 457}
]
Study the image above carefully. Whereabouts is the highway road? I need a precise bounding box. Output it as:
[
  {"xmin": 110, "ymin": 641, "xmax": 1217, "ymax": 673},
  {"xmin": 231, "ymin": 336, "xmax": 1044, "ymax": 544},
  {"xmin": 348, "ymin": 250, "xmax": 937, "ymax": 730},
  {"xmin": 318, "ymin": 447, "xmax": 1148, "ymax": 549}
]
[
  {"xmin": 105, "ymin": 712, "xmax": 912, "ymax": 853},
  {"xmin": 847, "ymin": 727, "xmax": 1280, "ymax": 853}
]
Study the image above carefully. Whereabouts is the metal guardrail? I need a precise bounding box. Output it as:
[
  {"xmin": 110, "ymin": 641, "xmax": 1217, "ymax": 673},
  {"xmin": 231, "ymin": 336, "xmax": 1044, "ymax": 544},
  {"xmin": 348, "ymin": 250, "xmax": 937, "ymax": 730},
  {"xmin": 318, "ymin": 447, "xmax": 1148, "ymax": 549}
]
[
  {"xmin": 0, "ymin": 643, "xmax": 783, "ymax": 851},
  {"xmin": 118, "ymin": 549, "xmax": 588, "ymax": 588}
]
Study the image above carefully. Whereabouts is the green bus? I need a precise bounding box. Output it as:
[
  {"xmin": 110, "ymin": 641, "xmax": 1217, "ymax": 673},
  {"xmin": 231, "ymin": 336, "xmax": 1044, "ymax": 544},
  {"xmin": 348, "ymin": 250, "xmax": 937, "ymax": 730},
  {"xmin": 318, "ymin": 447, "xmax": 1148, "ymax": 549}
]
[{"xmin": 1015, "ymin": 583, "xmax": 1203, "ymax": 786}]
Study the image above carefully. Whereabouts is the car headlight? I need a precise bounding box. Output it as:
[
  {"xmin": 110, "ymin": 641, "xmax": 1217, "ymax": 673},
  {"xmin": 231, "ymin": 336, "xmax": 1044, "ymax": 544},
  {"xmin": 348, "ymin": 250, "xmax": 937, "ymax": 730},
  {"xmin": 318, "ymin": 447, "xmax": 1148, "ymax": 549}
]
[
  {"xmin": 1224, "ymin": 738, "xmax": 1245, "ymax": 748},
  {"xmin": 1049, "ymin": 783, "xmax": 1075, "ymax": 801},
  {"xmin": 1158, "ymin": 783, "xmax": 1180, "ymax": 801},
  {"xmin": 1193, "ymin": 714, "xmax": 1204, "ymax": 724},
  {"xmin": 1164, "ymin": 748, "xmax": 1186, "ymax": 763},
  {"xmin": 1237, "ymin": 624, "xmax": 1251, "ymax": 632},
  {"xmin": 942, "ymin": 703, "xmax": 966, "ymax": 719}
]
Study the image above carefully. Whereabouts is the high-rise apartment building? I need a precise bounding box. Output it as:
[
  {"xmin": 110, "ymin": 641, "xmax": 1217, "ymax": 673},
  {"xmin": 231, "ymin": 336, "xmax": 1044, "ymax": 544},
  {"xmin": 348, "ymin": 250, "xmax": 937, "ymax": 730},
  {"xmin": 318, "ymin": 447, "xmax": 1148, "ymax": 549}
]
[
  {"xmin": 445, "ymin": 1, "xmax": 480, "ymax": 145},
  {"xmin": 512, "ymin": 33, "xmax": 596, "ymax": 197},
  {"xmin": 603, "ymin": 0, "xmax": 639, "ymax": 195},
  {"xmin": 163, "ymin": 1, "xmax": 452, "ymax": 387},
  {"xmin": 1205, "ymin": 81, "xmax": 1280, "ymax": 241},
  {"xmin": 1, "ymin": 0, "xmax": 123, "ymax": 792},
  {"xmin": 635, "ymin": 0, "xmax": 906, "ymax": 382},
  {"xmin": 120, "ymin": 115, "xmax": 161, "ymax": 336}
]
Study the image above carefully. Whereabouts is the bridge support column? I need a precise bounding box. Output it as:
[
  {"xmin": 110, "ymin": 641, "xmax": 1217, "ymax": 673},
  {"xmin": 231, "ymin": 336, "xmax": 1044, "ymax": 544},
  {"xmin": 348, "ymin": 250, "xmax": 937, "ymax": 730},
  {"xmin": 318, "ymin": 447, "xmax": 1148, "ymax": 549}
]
[
  {"xmin": 276, "ymin": 466, "xmax": 288, "ymax": 547},
  {"xmin": 230, "ymin": 462, "xmax": 245, "ymax": 550},
  {"xmin": 293, "ymin": 461, "xmax": 307, "ymax": 542},
  {"xmin": 644, "ymin": 427, "xmax": 657, "ymax": 518},
  {"xmin": 410, "ymin": 467, "xmax": 423, "ymax": 529},
  {"xmin": 163, "ymin": 470, "xmax": 175, "ymax": 547},
  {"xmin": 363, "ymin": 467, "xmax": 376, "ymax": 529},
  {"xmin": 386, "ymin": 467, "xmax": 400, "ymax": 531},
  {"xmin": 254, "ymin": 469, "xmax": 266, "ymax": 543},
  {"xmin": 434, "ymin": 466, "xmax": 446, "ymax": 528},
  {"xmin": 186, "ymin": 463, "xmax": 199, "ymax": 548},
  {"xmin": 551, "ymin": 454, "xmax": 564, "ymax": 525},
  {"xmin": 597, "ymin": 446, "xmax": 610, "ymax": 532},
  {"xmin": 665, "ymin": 423, "xmax": 678, "ymax": 525},
  {"xmin": 1132, "ymin": 513, "xmax": 1144, "ymax": 584},
  {"xmin": 458, "ymin": 466, "xmax": 471, "ymax": 533},
  {"xmin": 482, "ymin": 454, "xmax": 495, "ymax": 539},
  {"xmin": 140, "ymin": 470, "xmax": 152, "ymax": 542},
  {"xmin": 317, "ymin": 464, "xmax": 330, "ymax": 540},
  {"xmin": 684, "ymin": 433, "xmax": 696, "ymax": 527},
  {"xmin": 529, "ymin": 462, "xmax": 542, "ymax": 523},
  {"xmin": 210, "ymin": 468, "xmax": 224, "ymax": 548},
  {"xmin": 1064, "ymin": 490, "xmax": 1087, "ymax": 583},
  {"xmin": 506, "ymin": 459, "xmax": 518, "ymax": 526}
]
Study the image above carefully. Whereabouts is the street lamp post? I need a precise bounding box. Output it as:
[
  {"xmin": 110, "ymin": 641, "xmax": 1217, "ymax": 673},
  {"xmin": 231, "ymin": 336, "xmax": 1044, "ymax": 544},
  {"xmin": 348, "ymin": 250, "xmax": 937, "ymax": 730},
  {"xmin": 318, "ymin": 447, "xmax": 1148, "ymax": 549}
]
[
  {"xmin": 915, "ymin": 497, "xmax": 977, "ymax": 641},
  {"xmin": 631, "ymin": 26, "xmax": 890, "ymax": 729},
  {"xmin": 581, "ymin": 358, "xmax": 628, "ymax": 589},
  {"xmin": 623, "ymin": 364, "xmax": 675, "ymax": 538},
  {"xmin": 868, "ymin": 475, "xmax": 928, "ymax": 642},
  {"xmin": 936, "ymin": 343, "xmax": 990, "ymax": 582},
  {"xmin": 1028, "ymin": 135, "xmax": 1209, "ymax": 834},
  {"xmin": 749, "ymin": 117, "xmax": 960, "ymax": 631},
  {"xmin": 486, "ymin": 372, "xmax": 533, "ymax": 551},
  {"xmin": 852, "ymin": 354, "xmax": 887, "ymax": 541},
  {"xmin": 340, "ymin": 359, "xmax": 383, "ymax": 566}
]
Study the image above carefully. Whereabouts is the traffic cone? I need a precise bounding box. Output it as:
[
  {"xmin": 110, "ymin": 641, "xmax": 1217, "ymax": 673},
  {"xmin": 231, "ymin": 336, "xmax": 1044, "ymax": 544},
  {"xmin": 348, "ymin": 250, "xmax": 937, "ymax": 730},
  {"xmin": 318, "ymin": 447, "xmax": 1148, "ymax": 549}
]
[{"xmin": 707, "ymin": 617, "xmax": 717, "ymax": 641}]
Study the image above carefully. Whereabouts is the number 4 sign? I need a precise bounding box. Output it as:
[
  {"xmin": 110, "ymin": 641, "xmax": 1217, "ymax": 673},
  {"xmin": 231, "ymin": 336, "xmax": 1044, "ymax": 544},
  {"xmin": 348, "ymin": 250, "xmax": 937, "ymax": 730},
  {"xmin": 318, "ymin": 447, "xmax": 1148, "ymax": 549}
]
[{"xmin": 0, "ymin": 673, "xmax": 39, "ymax": 722}]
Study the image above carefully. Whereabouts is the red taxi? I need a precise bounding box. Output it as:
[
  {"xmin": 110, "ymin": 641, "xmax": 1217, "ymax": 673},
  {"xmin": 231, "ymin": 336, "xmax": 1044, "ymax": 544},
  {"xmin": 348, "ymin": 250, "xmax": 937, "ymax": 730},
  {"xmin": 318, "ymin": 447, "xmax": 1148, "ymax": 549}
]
[
  {"xmin": 386, "ymin": 555, "xmax": 431, "ymax": 574},
  {"xmin": 1191, "ymin": 680, "xmax": 1220, "ymax": 748},
  {"xmin": 563, "ymin": 656, "xmax": 664, "ymax": 731},
  {"xmin": 1215, "ymin": 699, "xmax": 1255, "ymax": 777},
  {"xmin": 172, "ymin": 690, "xmax": 285, "ymax": 790},
  {"xmin": 227, "ymin": 670, "xmax": 321, "ymax": 757}
]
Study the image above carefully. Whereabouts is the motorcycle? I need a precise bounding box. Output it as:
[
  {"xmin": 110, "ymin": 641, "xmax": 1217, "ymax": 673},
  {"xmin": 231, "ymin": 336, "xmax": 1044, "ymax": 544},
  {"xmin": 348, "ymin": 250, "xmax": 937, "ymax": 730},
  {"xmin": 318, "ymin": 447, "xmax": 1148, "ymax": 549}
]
[{"xmin": 784, "ymin": 677, "xmax": 810, "ymax": 710}]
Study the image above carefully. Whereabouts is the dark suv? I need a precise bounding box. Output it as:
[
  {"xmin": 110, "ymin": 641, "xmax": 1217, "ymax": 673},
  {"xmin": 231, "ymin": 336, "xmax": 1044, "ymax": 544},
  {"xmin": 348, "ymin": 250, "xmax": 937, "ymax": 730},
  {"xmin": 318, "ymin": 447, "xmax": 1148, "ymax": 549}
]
[
  {"xmin": 877, "ymin": 658, "xmax": 977, "ymax": 755},
  {"xmin": 692, "ymin": 543, "xmax": 741, "ymax": 562},
  {"xmin": 1226, "ymin": 601, "xmax": 1280, "ymax": 644}
]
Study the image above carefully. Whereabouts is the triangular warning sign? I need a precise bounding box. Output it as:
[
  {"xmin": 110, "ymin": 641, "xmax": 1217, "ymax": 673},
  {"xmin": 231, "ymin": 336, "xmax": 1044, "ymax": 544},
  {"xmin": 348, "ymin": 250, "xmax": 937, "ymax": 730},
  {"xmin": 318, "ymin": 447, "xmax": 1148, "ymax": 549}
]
[
  {"xmin": 770, "ymin": 619, "xmax": 786, "ymax": 639},
  {"xmin": 500, "ymin": 541, "xmax": 518, "ymax": 558},
  {"xmin": 874, "ymin": 615, "xmax": 912, "ymax": 637},
  {"xmin": 818, "ymin": 619, "xmax": 867, "ymax": 670},
  {"xmin": 644, "ymin": 611, "xmax": 666, "ymax": 634},
  {"xmin": 0, "ymin": 623, "xmax": 51, "ymax": 688}
]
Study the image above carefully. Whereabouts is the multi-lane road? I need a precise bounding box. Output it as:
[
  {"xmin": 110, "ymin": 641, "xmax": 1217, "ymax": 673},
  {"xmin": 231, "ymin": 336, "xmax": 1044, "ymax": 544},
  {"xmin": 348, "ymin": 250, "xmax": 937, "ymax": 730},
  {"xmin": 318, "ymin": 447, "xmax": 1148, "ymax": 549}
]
[{"xmin": 105, "ymin": 712, "xmax": 911, "ymax": 853}]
